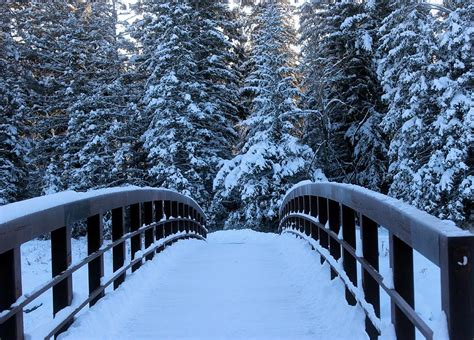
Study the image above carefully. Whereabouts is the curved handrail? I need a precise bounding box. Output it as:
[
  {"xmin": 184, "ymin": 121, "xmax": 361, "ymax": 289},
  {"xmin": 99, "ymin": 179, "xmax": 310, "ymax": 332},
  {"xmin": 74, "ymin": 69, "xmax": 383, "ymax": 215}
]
[
  {"xmin": 279, "ymin": 182, "xmax": 474, "ymax": 340},
  {"xmin": 0, "ymin": 187, "xmax": 207, "ymax": 339},
  {"xmin": 0, "ymin": 187, "xmax": 207, "ymax": 254},
  {"xmin": 280, "ymin": 182, "xmax": 467, "ymax": 265}
]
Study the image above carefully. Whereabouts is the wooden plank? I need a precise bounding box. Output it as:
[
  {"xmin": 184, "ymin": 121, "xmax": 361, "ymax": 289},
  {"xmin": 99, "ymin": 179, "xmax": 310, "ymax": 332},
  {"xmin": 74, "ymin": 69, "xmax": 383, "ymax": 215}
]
[
  {"xmin": 318, "ymin": 197, "xmax": 329, "ymax": 265},
  {"xmin": 361, "ymin": 215, "xmax": 380, "ymax": 339},
  {"xmin": 87, "ymin": 214, "xmax": 104, "ymax": 306},
  {"xmin": 155, "ymin": 201, "xmax": 164, "ymax": 241},
  {"xmin": 112, "ymin": 207, "xmax": 126, "ymax": 289},
  {"xmin": 144, "ymin": 201, "xmax": 154, "ymax": 261},
  {"xmin": 130, "ymin": 203, "xmax": 142, "ymax": 272},
  {"xmin": 342, "ymin": 205, "xmax": 357, "ymax": 306},
  {"xmin": 328, "ymin": 199, "xmax": 341, "ymax": 280},
  {"xmin": 164, "ymin": 201, "xmax": 171, "ymax": 237},
  {"xmin": 390, "ymin": 234, "xmax": 414, "ymax": 340},
  {"xmin": 0, "ymin": 247, "xmax": 23, "ymax": 340},
  {"xmin": 51, "ymin": 225, "xmax": 73, "ymax": 336},
  {"xmin": 440, "ymin": 235, "xmax": 474, "ymax": 340}
]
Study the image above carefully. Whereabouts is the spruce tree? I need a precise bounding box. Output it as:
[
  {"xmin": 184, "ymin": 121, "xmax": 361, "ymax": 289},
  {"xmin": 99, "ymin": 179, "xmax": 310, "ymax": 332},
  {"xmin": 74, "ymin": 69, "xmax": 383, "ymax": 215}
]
[
  {"xmin": 377, "ymin": 3, "xmax": 439, "ymax": 208},
  {"xmin": 413, "ymin": 2, "xmax": 473, "ymax": 227},
  {"xmin": 213, "ymin": 2, "xmax": 312, "ymax": 232},
  {"xmin": 60, "ymin": 2, "xmax": 144, "ymax": 191},
  {"xmin": 0, "ymin": 3, "xmax": 29, "ymax": 204},
  {"xmin": 300, "ymin": 1, "xmax": 388, "ymax": 191},
  {"xmin": 135, "ymin": 0, "xmax": 239, "ymax": 211}
]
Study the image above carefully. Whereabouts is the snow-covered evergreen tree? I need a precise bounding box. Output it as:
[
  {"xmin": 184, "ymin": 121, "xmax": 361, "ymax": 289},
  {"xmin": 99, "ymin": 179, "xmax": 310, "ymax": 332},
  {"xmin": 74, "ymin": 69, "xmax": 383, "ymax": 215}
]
[
  {"xmin": 0, "ymin": 3, "xmax": 29, "ymax": 204},
  {"xmin": 213, "ymin": 2, "xmax": 313, "ymax": 232},
  {"xmin": 300, "ymin": 1, "xmax": 388, "ymax": 191},
  {"xmin": 14, "ymin": 2, "xmax": 95, "ymax": 194},
  {"xmin": 377, "ymin": 3, "xmax": 439, "ymax": 210},
  {"xmin": 60, "ymin": 2, "xmax": 145, "ymax": 191},
  {"xmin": 134, "ymin": 0, "xmax": 240, "ymax": 211},
  {"xmin": 402, "ymin": 2, "xmax": 472, "ymax": 227}
]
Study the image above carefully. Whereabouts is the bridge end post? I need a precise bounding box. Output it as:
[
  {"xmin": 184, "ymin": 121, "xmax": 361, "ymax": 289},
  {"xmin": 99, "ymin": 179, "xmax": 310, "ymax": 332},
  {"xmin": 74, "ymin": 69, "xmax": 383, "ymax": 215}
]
[
  {"xmin": 440, "ymin": 235, "xmax": 474, "ymax": 340},
  {"xmin": 0, "ymin": 247, "xmax": 24, "ymax": 340}
]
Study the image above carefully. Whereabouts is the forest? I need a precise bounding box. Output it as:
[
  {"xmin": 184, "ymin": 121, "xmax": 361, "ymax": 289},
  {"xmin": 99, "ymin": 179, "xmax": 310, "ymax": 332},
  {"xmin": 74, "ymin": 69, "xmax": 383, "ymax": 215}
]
[{"xmin": 0, "ymin": 0, "xmax": 472, "ymax": 232}]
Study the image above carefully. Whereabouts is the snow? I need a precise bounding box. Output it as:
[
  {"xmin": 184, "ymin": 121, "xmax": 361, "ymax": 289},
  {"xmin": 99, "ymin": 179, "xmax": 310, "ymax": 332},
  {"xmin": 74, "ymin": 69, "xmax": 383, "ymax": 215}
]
[
  {"xmin": 45, "ymin": 230, "xmax": 370, "ymax": 339},
  {"xmin": 0, "ymin": 186, "xmax": 198, "ymax": 226}
]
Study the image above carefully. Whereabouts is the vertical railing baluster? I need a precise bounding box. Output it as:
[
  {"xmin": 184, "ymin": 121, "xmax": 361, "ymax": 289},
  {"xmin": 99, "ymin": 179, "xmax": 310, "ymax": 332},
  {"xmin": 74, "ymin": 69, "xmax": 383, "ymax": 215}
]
[
  {"xmin": 298, "ymin": 196, "xmax": 304, "ymax": 213},
  {"xmin": 87, "ymin": 214, "xmax": 104, "ymax": 306},
  {"xmin": 310, "ymin": 196, "xmax": 319, "ymax": 241},
  {"xmin": 130, "ymin": 203, "xmax": 142, "ymax": 272},
  {"xmin": 171, "ymin": 201, "xmax": 178, "ymax": 234},
  {"xmin": 184, "ymin": 205, "xmax": 189, "ymax": 232},
  {"xmin": 51, "ymin": 225, "xmax": 73, "ymax": 331},
  {"xmin": 361, "ymin": 215, "xmax": 380, "ymax": 339},
  {"xmin": 144, "ymin": 201, "xmax": 154, "ymax": 261},
  {"xmin": 342, "ymin": 205, "xmax": 357, "ymax": 306},
  {"xmin": 318, "ymin": 197, "xmax": 329, "ymax": 265},
  {"xmin": 155, "ymin": 201, "xmax": 164, "ymax": 241},
  {"xmin": 112, "ymin": 207, "xmax": 126, "ymax": 289},
  {"xmin": 304, "ymin": 196, "xmax": 310, "ymax": 236},
  {"xmin": 164, "ymin": 201, "xmax": 171, "ymax": 237},
  {"xmin": 328, "ymin": 199, "xmax": 341, "ymax": 280},
  {"xmin": 390, "ymin": 234, "xmax": 414, "ymax": 340},
  {"xmin": 0, "ymin": 247, "xmax": 24, "ymax": 340},
  {"xmin": 178, "ymin": 203, "xmax": 184, "ymax": 232}
]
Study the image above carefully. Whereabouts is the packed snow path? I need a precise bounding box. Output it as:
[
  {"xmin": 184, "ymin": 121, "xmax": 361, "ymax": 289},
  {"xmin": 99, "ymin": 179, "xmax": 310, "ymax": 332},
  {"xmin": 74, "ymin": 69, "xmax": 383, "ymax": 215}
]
[{"xmin": 61, "ymin": 230, "xmax": 368, "ymax": 339}]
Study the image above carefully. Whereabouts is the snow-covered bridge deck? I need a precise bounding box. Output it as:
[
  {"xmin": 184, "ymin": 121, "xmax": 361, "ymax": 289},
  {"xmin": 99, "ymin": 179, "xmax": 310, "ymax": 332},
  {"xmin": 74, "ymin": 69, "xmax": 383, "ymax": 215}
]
[{"xmin": 60, "ymin": 230, "xmax": 367, "ymax": 339}]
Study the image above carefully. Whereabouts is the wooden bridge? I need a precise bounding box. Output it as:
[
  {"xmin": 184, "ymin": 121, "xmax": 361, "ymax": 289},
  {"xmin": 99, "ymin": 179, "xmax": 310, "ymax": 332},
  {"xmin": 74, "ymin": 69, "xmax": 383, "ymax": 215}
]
[{"xmin": 0, "ymin": 183, "xmax": 473, "ymax": 339}]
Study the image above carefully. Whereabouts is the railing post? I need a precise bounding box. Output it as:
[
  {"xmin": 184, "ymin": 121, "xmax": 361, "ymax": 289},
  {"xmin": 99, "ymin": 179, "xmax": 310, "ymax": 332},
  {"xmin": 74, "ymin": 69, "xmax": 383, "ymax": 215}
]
[
  {"xmin": 361, "ymin": 215, "xmax": 380, "ymax": 339},
  {"xmin": 155, "ymin": 201, "xmax": 164, "ymax": 241},
  {"xmin": 171, "ymin": 201, "xmax": 178, "ymax": 234},
  {"xmin": 318, "ymin": 197, "xmax": 329, "ymax": 265},
  {"xmin": 328, "ymin": 199, "xmax": 341, "ymax": 280},
  {"xmin": 164, "ymin": 201, "xmax": 171, "ymax": 237},
  {"xmin": 390, "ymin": 234, "xmax": 414, "ymax": 340},
  {"xmin": 341, "ymin": 205, "xmax": 357, "ymax": 306},
  {"xmin": 51, "ymin": 225, "xmax": 73, "ymax": 334},
  {"xmin": 112, "ymin": 207, "xmax": 126, "ymax": 289},
  {"xmin": 130, "ymin": 203, "xmax": 142, "ymax": 272},
  {"xmin": 144, "ymin": 201, "xmax": 154, "ymax": 261},
  {"xmin": 87, "ymin": 214, "xmax": 105, "ymax": 306},
  {"xmin": 440, "ymin": 235, "xmax": 474, "ymax": 340},
  {"xmin": 0, "ymin": 247, "xmax": 23, "ymax": 340},
  {"xmin": 184, "ymin": 205, "xmax": 189, "ymax": 232},
  {"xmin": 310, "ymin": 196, "xmax": 319, "ymax": 241},
  {"xmin": 178, "ymin": 203, "xmax": 184, "ymax": 232}
]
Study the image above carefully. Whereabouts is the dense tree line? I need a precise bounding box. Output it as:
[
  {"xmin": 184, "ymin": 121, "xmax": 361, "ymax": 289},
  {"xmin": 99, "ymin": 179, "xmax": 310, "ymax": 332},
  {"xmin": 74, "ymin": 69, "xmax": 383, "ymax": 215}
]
[{"xmin": 0, "ymin": 0, "xmax": 472, "ymax": 231}]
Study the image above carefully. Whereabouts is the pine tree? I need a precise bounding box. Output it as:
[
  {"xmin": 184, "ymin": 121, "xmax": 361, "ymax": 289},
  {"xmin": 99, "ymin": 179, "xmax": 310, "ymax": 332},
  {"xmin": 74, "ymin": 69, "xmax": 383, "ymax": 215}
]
[
  {"xmin": 135, "ymin": 0, "xmax": 239, "ymax": 211},
  {"xmin": 413, "ymin": 2, "xmax": 473, "ymax": 227},
  {"xmin": 300, "ymin": 1, "xmax": 388, "ymax": 191},
  {"xmin": 213, "ymin": 2, "xmax": 312, "ymax": 232},
  {"xmin": 377, "ymin": 3, "xmax": 439, "ymax": 208},
  {"xmin": 60, "ymin": 2, "xmax": 145, "ymax": 191},
  {"xmin": 14, "ymin": 2, "xmax": 94, "ymax": 194},
  {"xmin": 0, "ymin": 3, "xmax": 29, "ymax": 204}
]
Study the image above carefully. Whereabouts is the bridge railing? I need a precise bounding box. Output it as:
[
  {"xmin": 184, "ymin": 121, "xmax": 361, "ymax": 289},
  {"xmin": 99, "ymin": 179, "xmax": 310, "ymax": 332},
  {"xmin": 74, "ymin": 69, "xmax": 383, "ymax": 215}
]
[
  {"xmin": 0, "ymin": 187, "xmax": 207, "ymax": 339},
  {"xmin": 279, "ymin": 182, "xmax": 473, "ymax": 340}
]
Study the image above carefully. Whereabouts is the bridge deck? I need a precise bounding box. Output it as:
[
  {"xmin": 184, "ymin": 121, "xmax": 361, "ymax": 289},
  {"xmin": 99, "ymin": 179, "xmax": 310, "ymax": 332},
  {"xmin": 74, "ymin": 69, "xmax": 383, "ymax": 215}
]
[{"xmin": 60, "ymin": 230, "xmax": 368, "ymax": 339}]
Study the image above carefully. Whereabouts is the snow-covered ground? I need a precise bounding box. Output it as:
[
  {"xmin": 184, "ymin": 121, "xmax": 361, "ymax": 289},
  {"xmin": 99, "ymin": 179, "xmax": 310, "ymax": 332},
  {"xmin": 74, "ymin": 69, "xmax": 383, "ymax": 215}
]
[{"xmin": 20, "ymin": 229, "xmax": 445, "ymax": 339}]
